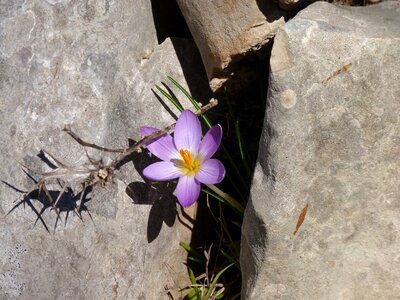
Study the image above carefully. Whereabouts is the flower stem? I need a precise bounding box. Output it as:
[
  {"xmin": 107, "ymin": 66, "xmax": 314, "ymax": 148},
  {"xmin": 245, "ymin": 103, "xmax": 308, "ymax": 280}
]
[{"xmin": 206, "ymin": 184, "xmax": 245, "ymax": 215}]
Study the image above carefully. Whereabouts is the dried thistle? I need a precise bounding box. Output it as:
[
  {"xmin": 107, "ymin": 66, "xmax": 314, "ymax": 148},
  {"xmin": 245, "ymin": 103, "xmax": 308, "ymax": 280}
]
[{"xmin": 8, "ymin": 99, "xmax": 218, "ymax": 230}]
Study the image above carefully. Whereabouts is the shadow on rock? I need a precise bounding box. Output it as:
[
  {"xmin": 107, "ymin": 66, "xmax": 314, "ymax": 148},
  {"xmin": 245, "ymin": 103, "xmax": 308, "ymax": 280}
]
[
  {"xmin": 3, "ymin": 151, "xmax": 94, "ymax": 232},
  {"xmin": 125, "ymin": 140, "xmax": 178, "ymax": 243},
  {"xmin": 3, "ymin": 176, "xmax": 92, "ymax": 233}
]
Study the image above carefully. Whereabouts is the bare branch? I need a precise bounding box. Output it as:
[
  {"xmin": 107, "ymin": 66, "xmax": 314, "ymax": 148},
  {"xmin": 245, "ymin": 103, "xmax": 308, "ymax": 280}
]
[{"xmin": 63, "ymin": 125, "xmax": 125, "ymax": 153}]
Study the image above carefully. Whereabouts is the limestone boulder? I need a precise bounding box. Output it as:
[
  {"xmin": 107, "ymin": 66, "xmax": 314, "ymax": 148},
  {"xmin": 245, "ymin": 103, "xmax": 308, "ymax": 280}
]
[
  {"xmin": 175, "ymin": 0, "xmax": 286, "ymax": 91},
  {"xmin": 241, "ymin": 1, "xmax": 400, "ymax": 299},
  {"xmin": 0, "ymin": 1, "xmax": 210, "ymax": 298}
]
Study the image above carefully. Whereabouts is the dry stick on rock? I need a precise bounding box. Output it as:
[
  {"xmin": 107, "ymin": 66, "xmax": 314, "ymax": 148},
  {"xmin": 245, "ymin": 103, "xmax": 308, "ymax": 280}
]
[
  {"xmin": 65, "ymin": 98, "xmax": 218, "ymax": 170},
  {"xmin": 33, "ymin": 99, "xmax": 218, "ymax": 225}
]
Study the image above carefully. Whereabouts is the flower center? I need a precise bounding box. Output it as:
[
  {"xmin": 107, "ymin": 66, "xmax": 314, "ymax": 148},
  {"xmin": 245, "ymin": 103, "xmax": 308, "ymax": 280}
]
[{"xmin": 179, "ymin": 149, "xmax": 201, "ymax": 175}]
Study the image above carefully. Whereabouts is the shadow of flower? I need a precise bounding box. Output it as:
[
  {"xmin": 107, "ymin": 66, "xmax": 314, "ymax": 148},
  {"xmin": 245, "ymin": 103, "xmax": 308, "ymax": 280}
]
[{"xmin": 126, "ymin": 140, "xmax": 178, "ymax": 243}]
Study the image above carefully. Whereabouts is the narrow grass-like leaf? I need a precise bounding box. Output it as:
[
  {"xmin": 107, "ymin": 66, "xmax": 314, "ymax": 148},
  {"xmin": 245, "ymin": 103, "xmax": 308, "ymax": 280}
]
[
  {"xmin": 230, "ymin": 292, "xmax": 241, "ymax": 300},
  {"xmin": 207, "ymin": 184, "xmax": 244, "ymax": 215},
  {"xmin": 235, "ymin": 120, "xmax": 252, "ymax": 178},
  {"xmin": 188, "ymin": 267, "xmax": 202, "ymax": 299},
  {"xmin": 220, "ymin": 144, "xmax": 249, "ymax": 196},
  {"xmin": 202, "ymin": 188, "xmax": 243, "ymax": 217},
  {"xmin": 204, "ymin": 263, "xmax": 234, "ymax": 299},
  {"xmin": 188, "ymin": 256, "xmax": 206, "ymax": 265},
  {"xmin": 215, "ymin": 289, "xmax": 227, "ymax": 300},
  {"xmin": 189, "ymin": 267, "xmax": 198, "ymax": 285},
  {"xmin": 187, "ymin": 289, "xmax": 201, "ymax": 300},
  {"xmin": 167, "ymin": 76, "xmax": 199, "ymax": 108},
  {"xmin": 220, "ymin": 250, "xmax": 240, "ymax": 270},
  {"xmin": 180, "ymin": 241, "xmax": 205, "ymax": 263},
  {"xmin": 155, "ymin": 84, "xmax": 184, "ymax": 112},
  {"xmin": 167, "ymin": 76, "xmax": 213, "ymax": 128}
]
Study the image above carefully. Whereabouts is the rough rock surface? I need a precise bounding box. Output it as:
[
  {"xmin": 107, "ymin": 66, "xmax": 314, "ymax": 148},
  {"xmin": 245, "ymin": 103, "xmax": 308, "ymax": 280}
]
[
  {"xmin": 175, "ymin": 0, "xmax": 286, "ymax": 91},
  {"xmin": 0, "ymin": 1, "xmax": 210, "ymax": 299},
  {"xmin": 241, "ymin": 1, "xmax": 400, "ymax": 299}
]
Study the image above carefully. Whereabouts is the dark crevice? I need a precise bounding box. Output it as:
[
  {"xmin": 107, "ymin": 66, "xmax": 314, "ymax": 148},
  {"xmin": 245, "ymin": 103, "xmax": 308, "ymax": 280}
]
[
  {"xmin": 150, "ymin": 0, "xmax": 191, "ymax": 44},
  {"xmin": 150, "ymin": 0, "xmax": 212, "ymax": 105},
  {"xmin": 149, "ymin": 2, "xmax": 272, "ymax": 298}
]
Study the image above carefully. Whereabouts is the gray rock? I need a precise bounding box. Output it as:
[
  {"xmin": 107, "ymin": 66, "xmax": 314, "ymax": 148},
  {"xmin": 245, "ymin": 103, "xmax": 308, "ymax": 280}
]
[
  {"xmin": 175, "ymin": 0, "xmax": 286, "ymax": 91},
  {"xmin": 0, "ymin": 1, "xmax": 210, "ymax": 299},
  {"xmin": 241, "ymin": 1, "xmax": 400, "ymax": 299}
]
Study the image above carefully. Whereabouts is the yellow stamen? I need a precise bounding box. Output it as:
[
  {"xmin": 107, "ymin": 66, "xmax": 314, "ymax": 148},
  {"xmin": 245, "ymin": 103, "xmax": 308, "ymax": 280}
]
[{"xmin": 179, "ymin": 149, "xmax": 201, "ymax": 175}]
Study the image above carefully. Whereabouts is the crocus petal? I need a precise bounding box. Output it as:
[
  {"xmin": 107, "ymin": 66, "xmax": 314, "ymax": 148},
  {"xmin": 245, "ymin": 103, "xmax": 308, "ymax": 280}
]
[
  {"xmin": 175, "ymin": 175, "xmax": 201, "ymax": 207},
  {"xmin": 174, "ymin": 110, "xmax": 201, "ymax": 153},
  {"xmin": 140, "ymin": 127, "xmax": 180, "ymax": 161},
  {"xmin": 198, "ymin": 124, "xmax": 222, "ymax": 160},
  {"xmin": 143, "ymin": 161, "xmax": 182, "ymax": 181},
  {"xmin": 195, "ymin": 159, "xmax": 225, "ymax": 184}
]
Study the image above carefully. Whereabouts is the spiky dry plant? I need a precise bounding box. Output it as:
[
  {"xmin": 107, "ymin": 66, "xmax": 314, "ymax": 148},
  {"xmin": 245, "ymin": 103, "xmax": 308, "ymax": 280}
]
[{"xmin": 7, "ymin": 99, "xmax": 218, "ymax": 230}]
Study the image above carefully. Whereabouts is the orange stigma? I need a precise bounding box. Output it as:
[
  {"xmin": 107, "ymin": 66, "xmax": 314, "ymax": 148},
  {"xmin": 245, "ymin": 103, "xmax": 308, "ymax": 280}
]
[
  {"xmin": 179, "ymin": 149, "xmax": 201, "ymax": 175},
  {"xmin": 180, "ymin": 149, "xmax": 193, "ymax": 167}
]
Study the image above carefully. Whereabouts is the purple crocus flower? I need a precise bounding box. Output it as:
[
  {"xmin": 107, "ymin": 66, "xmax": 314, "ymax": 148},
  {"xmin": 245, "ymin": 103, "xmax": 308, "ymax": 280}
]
[{"xmin": 140, "ymin": 110, "xmax": 225, "ymax": 207}]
